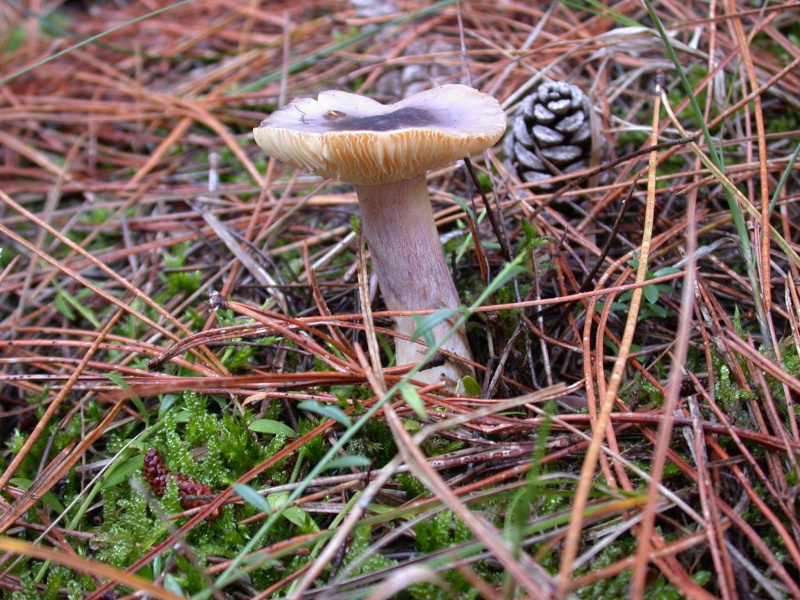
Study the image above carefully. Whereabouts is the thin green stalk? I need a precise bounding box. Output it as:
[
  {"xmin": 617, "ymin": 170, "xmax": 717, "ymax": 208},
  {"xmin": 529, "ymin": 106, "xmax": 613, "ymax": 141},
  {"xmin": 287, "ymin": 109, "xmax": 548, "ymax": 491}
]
[
  {"xmin": 768, "ymin": 140, "xmax": 800, "ymax": 214},
  {"xmin": 3, "ymin": 0, "xmax": 134, "ymax": 56},
  {"xmin": 660, "ymin": 94, "xmax": 800, "ymax": 270},
  {"xmin": 0, "ymin": 0, "xmax": 198, "ymax": 86},
  {"xmin": 642, "ymin": 0, "xmax": 768, "ymax": 344}
]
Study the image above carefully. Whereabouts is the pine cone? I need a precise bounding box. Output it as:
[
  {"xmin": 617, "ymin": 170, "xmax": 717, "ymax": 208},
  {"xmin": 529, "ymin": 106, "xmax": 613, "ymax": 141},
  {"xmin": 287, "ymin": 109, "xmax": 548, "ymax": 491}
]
[
  {"xmin": 171, "ymin": 472, "xmax": 218, "ymax": 519},
  {"xmin": 143, "ymin": 447, "xmax": 170, "ymax": 497},
  {"xmin": 505, "ymin": 82, "xmax": 596, "ymax": 191},
  {"xmin": 143, "ymin": 447, "xmax": 219, "ymax": 520}
]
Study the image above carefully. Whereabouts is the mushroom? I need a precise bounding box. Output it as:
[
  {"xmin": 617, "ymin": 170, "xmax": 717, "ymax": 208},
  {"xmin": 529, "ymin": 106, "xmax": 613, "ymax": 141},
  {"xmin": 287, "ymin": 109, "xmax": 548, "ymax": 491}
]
[{"xmin": 253, "ymin": 84, "xmax": 507, "ymax": 386}]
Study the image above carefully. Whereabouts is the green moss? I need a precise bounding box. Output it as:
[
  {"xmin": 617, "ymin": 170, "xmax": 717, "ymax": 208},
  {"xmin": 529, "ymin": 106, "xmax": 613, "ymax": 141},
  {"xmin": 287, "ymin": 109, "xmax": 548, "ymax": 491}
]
[
  {"xmin": 84, "ymin": 388, "xmax": 315, "ymax": 594},
  {"xmin": 342, "ymin": 525, "xmax": 396, "ymax": 577},
  {"xmin": 345, "ymin": 417, "xmax": 396, "ymax": 467},
  {"xmin": 96, "ymin": 484, "xmax": 163, "ymax": 567},
  {"xmin": 3, "ymin": 388, "xmax": 90, "ymax": 488},
  {"xmin": 160, "ymin": 242, "xmax": 202, "ymax": 296},
  {"xmin": 713, "ymin": 359, "xmax": 756, "ymax": 427},
  {"xmin": 415, "ymin": 511, "xmax": 457, "ymax": 553},
  {"xmin": 574, "ymin": 540, "xmax": 635, "ymax": 598},
  {"xmin": 396, "ymin": 472, "xmax": 429, "ymax": 500},
  {"xmin": 637, "ymin": 378, "xmax": 665, "ymax": 408},
  {"xmin": 8, "ymin": 572, "xmax": 38, "ymax": 600},
  {"xmin": 5, "ymin": 428, "xmax": 26, "ymax": 455}
]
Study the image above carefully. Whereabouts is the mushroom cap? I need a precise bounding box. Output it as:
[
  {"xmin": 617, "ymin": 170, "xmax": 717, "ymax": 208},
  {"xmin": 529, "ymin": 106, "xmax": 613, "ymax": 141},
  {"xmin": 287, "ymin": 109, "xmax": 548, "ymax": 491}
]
[{"xmin": 253, "ymin": 84, "xmax": 507, "ymax": 186}]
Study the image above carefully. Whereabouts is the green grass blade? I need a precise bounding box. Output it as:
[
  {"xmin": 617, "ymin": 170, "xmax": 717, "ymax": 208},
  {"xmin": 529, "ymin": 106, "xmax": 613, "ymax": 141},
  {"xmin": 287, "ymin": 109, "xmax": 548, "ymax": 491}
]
[{"xmin": 0, "ymin": 0, "xmax": 198, "ymax": 86}]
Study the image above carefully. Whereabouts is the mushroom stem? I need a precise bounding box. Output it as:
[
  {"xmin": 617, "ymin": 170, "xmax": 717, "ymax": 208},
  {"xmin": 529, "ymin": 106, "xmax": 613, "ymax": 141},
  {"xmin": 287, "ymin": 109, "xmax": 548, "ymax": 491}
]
[{"xmin": 356, "ymin": 174, "xmax": 474, "ymax": 385}]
